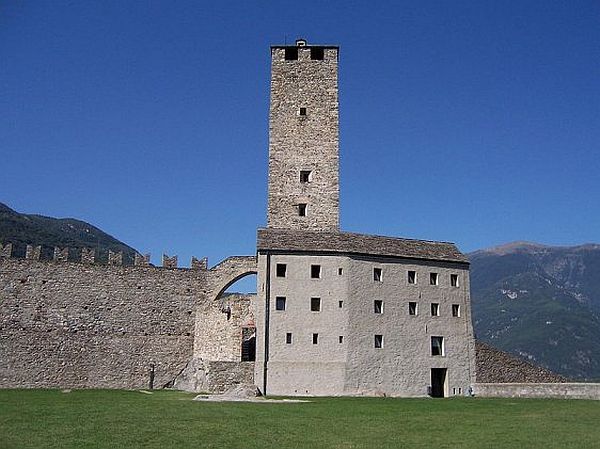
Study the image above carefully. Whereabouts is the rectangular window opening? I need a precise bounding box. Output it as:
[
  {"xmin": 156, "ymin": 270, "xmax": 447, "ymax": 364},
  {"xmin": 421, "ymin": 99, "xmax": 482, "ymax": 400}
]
[
  {"xmin": 300, "ymin": 170, "xmax": 312, "ymax": 182},
  {"xmin": 276, "ymin": 263, "xmax": 287, "ymax": 277},
  {"xmin": 299, "ymin": 107, "xmax": 307, "ymax": 116},
  {"xmin": 431, "ymin": 303, "xmax": 440, "ymax": 316},
  {"xmin": 374, "ymin": 334, "xmax": 383, "ymax": 349},
  {"xmin": 338, "ymin": 267, "xmax": 343, "ymax": 275},
  {"xmin": 311, "ymin": 264, "xmax": 321, "ymax": 279},
  {"xmin": 312, "ymin": 333, "xmax": 319, "ymax": 344},
  {"xmin": 339, "ymin": 335, "xmax": 344, "ymax": 344},
  {"xmin": 430, "ymin": 273, "xmax": 439, "ymax": 285},
  {"xmin": 408, "ymin": 270, "xmax": 417, "ymax": 284},
  {"xmin": 286, "ymin": 332, "xmax": 292, "ymax": 344},
  {"xmin": 338, "ymin": 300, "xmax": 343, "ymax": 308},
  {"xmin": 431, "ymin": 336, "xmax": 444, "ymax": 356},
  {"xmin": 373, "ymin": 267, "xmax": 382, "ymax": 282},
  {"xmin": 310, "ymin": 47, "xmax": 324, "ymax": 60},
  {"xmin": 298, "ymin": 203, "xmax": 307, "ymax": 217},
  {"xmin": 450, "ymin": 274, "xmax": 459, "ymax": 287},
  {"xmin": 275, "ymin": 296, "xmax": 286, "ymax": 311},
  {"xmin": 374, "ymin": 300, "xmax": 383, "ymax": 314},
  {"xmin": 311, "ymin": 297, "xmax": 321, "ymax": 312},
  {"xmin": 285, "ymin": 47, "xmax": 298, "ymax": 60},
  {"xmin": 409, "ymin": 301, "xmax": 418, "ymax": 316},
  {"xmin": 452, "ymin": 304, "xmax": 461, "ymax": 317}
]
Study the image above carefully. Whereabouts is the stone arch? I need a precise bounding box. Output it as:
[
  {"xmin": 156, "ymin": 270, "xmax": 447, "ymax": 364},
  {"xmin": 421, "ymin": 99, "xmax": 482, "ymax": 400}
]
[{"xmin": 206, "ymin": 255, "xmax": 257, "ymax": 303}]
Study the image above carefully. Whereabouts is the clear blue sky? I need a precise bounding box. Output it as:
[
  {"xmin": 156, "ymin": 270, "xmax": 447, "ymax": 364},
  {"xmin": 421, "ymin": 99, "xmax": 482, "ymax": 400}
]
[{"xmin": 1, "ymin": 1, "xmax": 599, "ymax": 276}]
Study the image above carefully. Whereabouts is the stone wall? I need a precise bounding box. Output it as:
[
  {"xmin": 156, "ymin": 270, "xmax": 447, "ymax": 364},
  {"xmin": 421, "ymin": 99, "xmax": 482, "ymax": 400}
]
[
  {"xmin": 0, "ymin": 258, "xmax": 204, "ymax": 389},
  {"xmin": 474, "ymin": 383, "xmax": 600, "ymax": 400}
]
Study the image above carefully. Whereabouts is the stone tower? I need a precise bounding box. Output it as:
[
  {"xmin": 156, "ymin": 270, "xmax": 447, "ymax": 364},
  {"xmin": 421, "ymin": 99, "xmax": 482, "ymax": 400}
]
[{"xmin": 267, "ymin": 39, "xmax": 340, "ymax": 231}]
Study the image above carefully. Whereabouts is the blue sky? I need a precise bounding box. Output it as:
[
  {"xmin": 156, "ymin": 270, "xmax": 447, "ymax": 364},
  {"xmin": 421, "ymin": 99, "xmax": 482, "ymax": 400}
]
[{"xmin": 1, "ymin": 1, "xmax": 599, "ymax": 281}]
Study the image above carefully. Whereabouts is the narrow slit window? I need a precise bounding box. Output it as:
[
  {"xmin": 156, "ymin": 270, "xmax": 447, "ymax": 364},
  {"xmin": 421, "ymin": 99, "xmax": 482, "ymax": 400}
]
[
  {"xmin": 431, "ymin": 336, "xmax": 444, "ymax": 356},
  {"xmin": 450, "ymin": 274, "xmax": 459, "ymax": 287},
  {"xmin": 409, "ymin": 301, "xmax": 418, "ymax": 316},
  {"xmin": 374, "ymin": 300, "xmax": 383, "ymax": 314},
  {"xmin": 286, "ymin": 333, "xmax": 292, "ymax": 344},
  {"xmin": 374, "ymin": 334, "xmax": 383, "ymax": 349},
  {"xmin": 339, "ymin": 335, "xmax": 344, "ymax": 344},
  {"xmin": 452, "ymin": 304, "xmax": 460, "ymax": 317},
  {"xmin": 310, "ymin": 47, "xmax": 324, "ymax": 60},
  {"xmin": 285, "ymin": 47, "xmax": 298, "ymax": 60},
  {"xmin": 298, "ymin": 203, "xmax": 307, "ymax": 217},
  {"xmin": 338, "ymin": 300, "xmax": 344, "ymax": 308},
  {"xmin": 276, "ymin": 263, "xmax": 287, "ymax": 277},
  {"xmin": 430, "ymin": 273, "xmax": 439, "ymax": 285},
  {"xmin": 312, "ymin": 333, "xmax": 319, "ymax": 344},
  {"xmin": 373, "ymin": 268, "xmax": 383, "ymax": 282},
  {"xmin": 408, "ymin": 270, "xmax": 417, "ymax": 284},
  {"xmin": 275, "ymin": 296, "xmax": 286, "ymax": 311},
  {"xmin": 311, "ymin": 297, "xmax": 321, "ymax": 312},
  {"xmin": 431, "ymin": 303, "xmax": 440, "ymax": 316},
  {"xmin": 300, "ymin": 170, "xmax": 311, "ymax": 183},
  {"xmin": 311, "ymin": 264, "xmax": 321, "ymax": 279}
]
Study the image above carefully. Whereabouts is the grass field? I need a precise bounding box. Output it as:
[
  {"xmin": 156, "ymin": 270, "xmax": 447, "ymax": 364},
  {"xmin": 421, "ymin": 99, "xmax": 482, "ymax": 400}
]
[{"xmin": 1, "ymin": 390, "xmax": 599, "ymax": 449}]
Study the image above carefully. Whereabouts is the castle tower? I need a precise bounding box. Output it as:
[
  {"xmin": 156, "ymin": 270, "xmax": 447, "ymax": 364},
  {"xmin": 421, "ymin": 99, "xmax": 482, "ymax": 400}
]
[{"xmin": 267, "ymin": 39, "xmax": 340, "ymax": 231}]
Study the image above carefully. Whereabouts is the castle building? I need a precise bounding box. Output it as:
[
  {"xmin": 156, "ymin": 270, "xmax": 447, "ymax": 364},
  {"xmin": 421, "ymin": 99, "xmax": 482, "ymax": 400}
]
[{"xmin": 254, "ymin": 40, "xmax": 476, "ymax": 397}]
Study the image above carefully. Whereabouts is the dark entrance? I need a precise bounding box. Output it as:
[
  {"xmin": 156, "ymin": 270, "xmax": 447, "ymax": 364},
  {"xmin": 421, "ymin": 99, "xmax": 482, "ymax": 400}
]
[
  {"xmin": 430, "ymin": 368, "xmax": 447, "ymax": 398},
  {"xmin": 241, "ymin": 327, "xmax": 256, "ymax": 361}
]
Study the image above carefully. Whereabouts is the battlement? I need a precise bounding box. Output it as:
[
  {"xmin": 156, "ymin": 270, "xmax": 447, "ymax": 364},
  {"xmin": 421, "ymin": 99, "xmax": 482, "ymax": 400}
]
[{"xmin": 0, "ymin": 242, "xmax": 209, "ymax": 270}]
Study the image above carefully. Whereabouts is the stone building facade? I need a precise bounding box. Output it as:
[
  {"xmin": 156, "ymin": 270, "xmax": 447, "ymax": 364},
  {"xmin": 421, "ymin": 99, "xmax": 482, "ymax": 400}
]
[{"xmin": 254, "ymin": 40, "xmax": 476, "ymax": 397}]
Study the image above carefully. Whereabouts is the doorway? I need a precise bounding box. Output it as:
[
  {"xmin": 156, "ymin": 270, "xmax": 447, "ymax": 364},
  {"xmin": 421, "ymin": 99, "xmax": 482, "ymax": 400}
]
[{"xmin": 430, "ymin": 368, "xmax": 447, "ymax": 398}]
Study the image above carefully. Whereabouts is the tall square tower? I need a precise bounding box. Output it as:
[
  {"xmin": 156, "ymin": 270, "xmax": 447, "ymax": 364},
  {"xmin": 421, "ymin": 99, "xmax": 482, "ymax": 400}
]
[{"xmin": 267, "ymin": 39, "xmax": 340, "ymax": 231}]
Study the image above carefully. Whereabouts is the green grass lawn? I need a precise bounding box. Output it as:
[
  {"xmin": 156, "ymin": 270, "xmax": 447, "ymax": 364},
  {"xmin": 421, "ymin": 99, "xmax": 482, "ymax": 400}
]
[{"xmin": 1, "ymin": 390, "xmax": 598, "ymax": 449}]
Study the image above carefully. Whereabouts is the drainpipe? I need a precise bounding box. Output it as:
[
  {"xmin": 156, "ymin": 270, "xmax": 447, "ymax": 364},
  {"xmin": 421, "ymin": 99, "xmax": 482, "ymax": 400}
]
[{"xmin": 263, "ymin": 253, "xmax": 271, "ymax": 395}]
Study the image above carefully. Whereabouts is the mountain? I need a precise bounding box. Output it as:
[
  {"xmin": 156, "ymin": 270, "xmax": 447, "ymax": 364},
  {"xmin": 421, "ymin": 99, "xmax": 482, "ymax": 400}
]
[
  {"xmin": 0, "ymin": 202, "xmax": 138, "ymax": 265},
  {"xmin": 470, "ymin": 242, "xmax": 600, "ymax": 380}
]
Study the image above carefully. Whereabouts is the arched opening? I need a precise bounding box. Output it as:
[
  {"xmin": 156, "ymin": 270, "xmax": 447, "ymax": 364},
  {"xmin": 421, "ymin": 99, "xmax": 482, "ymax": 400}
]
[{"xmin": 219, "ymin": 274, "xmax": 257, "ymax": 361}]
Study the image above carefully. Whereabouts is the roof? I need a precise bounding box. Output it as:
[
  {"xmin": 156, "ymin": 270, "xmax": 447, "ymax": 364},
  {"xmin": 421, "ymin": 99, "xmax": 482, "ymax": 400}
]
[{"xmin": 257, "ymin": 228, "xmax": 469, "ymax": 264}]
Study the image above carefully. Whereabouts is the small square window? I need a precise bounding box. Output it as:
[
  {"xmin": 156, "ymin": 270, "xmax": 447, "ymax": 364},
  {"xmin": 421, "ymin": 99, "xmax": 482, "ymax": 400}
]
[
  {"xmin": 286, "ymin": 332, "xmax": 292, "ymax": 344},
  {"xmin": 452, "ymin": 304, "xmax": 460, "ymax": 317},
  {"xmin": 374, "ymin": 334, "xmax": 383, "ymax": 349},
  {"xmin": 338, "ymin": 300, "xmax": 344, "ymax": 308},
  {"xmin": 299, "ymin": 107, "xmax": 307, "ymax": 116},
  {"xmin": 450, "ymin": 274, "xmax": 459, "ymax": 287},
  {"xmin": 298, "ymin": 203, "xmax": 307, "ymax": 217},
  {"xmin": 276, "ymin": 263, "xmax": 287, "ymax": 277},
  {"xmin": 311, "ymin": 297, "xmax": 321, "ymax": 312},
  {"xmin": 373, "ymin": 268, "xmax": 382, "ymax": 282},
  {"xmin": 338, "ymin": 268, "xmax": 343, "ymax": 275},
  {"xmin": 338, "ymin": 335, "xmax": 344, "ymax": 344},
  {"xmin": 430, "ymin": 273, "xmax": 439, "ymax": 285},
  {"xmin": 285, "ymin": 47, "xmax": 298, "ymax": 60},
  {"xmin": 409, "ymin": 301, "xmax": 418, "ymax": 316},
  {"xmin": 275, "ymin": 296, "xmax": 286, "ymax": 311},
  {"xmin": 431, "ymin": 303, "xmax": 440, "ymax": 316},
  {"xmin": 312, "ymin": 333, "xmax": 319, "ymax": 344},
  {"xmin": 310, "ymin": 47, "xmax": 324, "ymax": 60},
  {"xmin": 300, "ymin": 170, "xmax": 312, "ymax": 183},
  {"xmin": 374, "ymin": 300, "xmax": 383, "ymax": 314},
  {"xmin": 311, "ymin": 264, "xmax": 321, "ymax": 279},
  {"xmin": 408, "ymin": 270, "xmax": 417, "ymax": 284},
  {"xmin": 431, "ymin": 336, "xmax": 444, "ymax": 356}
]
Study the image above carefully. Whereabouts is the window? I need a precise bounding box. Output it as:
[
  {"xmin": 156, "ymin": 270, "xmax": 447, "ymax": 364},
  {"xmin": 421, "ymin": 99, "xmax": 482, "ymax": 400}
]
[
  {"xmin": 430, "ymin": 273, "xmax": 439, "ymax": 285},
  {"xmin": 373, "ymin": 267, "xmax": 382, "ymax": 282},
  {"xmin": 374, "ymin": 334, "xmax": 383, "ymax": 349},
  {"xmin": 409, "ymin": 301, "xmax": 418, "ymax": 316},
  {"xmin": 431, "ymin": 336, "xmax": 444, "ymax": 356},
  {"xmin": 299, "ymin": 107, "xmax": 307, "ymax": 116},
  {"xmin": 312, "ymin": 333, "xmax": 319, "ymax": 344},
  {"xmin": 338, "ymin": 300, "xmax": 344, "ymax": 308},
  {"xmin": 286, "ymin": 333, "xmax": 292, "ymax": 344},
  {"xmin": 300, "ymin": 170, "xmax": 311, "ymax": 182},
  {"xmin": 431, "ymin": 303, "xmax": 440, "ymax": 316},
  {"xmin": 450, "ymin": 274, "xmax": 459, "ymax": 287},
  {"xmin": 311, "ymin": 264, "xmax": 321, "ymax": 279},
  {"xmin": 408, "ymin": 270, "xmax": 417, "ymax": 284},
  {"xmin": 452, "ymin": 304, "xmax": 460, "ymax": 317},
  {"xmin": 374, "ymin": 300, "xmax": 383, "ymax": 314},
  {"xmin": 339, "ymin": 336, "xmax": 344, "ymax": 344},
  {"xmin": 298, "ymin": 203, "xmax": 307, "ymax": 217},
  {"xmin": 338, "ymin": 268, "xmax": 343, "ymax": 275},
  {"xmin": 311, "ymin": 297, "xmax": 321, "ymax": 312},
  {"xmin": 276, "ymin": 263, "xmax": 287, "ymax": 277},
  {"xmin": 275, "ymin": 296, "xmax": 286, "ymax": 311},
  {"xmin": 310, "ymin": 47, "xmax": 324, "ymax": 60},
  {"xmin": 285, "ymin": 47, "xmax": 298, "ymax": 60}
]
